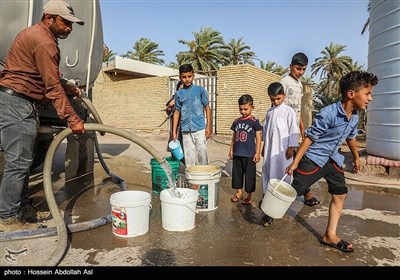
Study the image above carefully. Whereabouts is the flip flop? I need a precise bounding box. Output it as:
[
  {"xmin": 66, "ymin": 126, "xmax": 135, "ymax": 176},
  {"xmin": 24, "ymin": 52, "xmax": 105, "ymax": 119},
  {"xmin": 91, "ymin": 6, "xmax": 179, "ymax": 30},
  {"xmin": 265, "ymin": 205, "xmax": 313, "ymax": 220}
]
[
  {"xmin": 319, "ymin": 238, "xmax": 354, "ymax": 253},
  {"xmin": 231, "ymin": 195, "xmax": 242, "ymax": 202},
  {"xmin": 304, "ymin": 197, "xmax": 321, "ymax": 206},
  {"xmin": 242, "ymin": 199, "xmax": 253, "ymax": 205}
]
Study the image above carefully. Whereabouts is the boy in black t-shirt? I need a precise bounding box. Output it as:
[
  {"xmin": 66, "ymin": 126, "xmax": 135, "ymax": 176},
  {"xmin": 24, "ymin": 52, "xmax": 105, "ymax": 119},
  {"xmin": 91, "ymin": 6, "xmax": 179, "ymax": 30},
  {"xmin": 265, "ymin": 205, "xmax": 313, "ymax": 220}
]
[{"xmin": 229, "ymin": 94, "xmax": 262, "ymax": 205}]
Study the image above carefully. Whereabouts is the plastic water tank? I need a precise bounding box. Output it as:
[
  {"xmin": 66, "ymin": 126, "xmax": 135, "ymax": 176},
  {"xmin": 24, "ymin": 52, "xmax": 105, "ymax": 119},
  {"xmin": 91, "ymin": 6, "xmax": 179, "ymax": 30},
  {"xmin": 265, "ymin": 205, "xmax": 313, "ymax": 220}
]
[{"xmin": 367, "ymin": 0, "xmax": 400, "ymax": 160}]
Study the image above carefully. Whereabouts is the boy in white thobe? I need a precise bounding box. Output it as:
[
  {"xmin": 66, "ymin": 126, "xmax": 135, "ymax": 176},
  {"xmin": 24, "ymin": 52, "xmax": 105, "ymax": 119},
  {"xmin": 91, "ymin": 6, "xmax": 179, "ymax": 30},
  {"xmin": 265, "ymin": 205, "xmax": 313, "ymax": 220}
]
[{"xmin": 261, "ymin": 82, "xmax": 298, "ymax": 226}]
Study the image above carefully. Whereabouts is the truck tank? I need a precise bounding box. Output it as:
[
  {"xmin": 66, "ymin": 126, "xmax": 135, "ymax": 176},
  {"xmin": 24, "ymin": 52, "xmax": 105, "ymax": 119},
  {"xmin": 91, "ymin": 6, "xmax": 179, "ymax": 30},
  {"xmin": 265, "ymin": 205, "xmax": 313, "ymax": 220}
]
[{"xmin": 0, "ymin": 0, "xmax": 104, "ymax": 176}]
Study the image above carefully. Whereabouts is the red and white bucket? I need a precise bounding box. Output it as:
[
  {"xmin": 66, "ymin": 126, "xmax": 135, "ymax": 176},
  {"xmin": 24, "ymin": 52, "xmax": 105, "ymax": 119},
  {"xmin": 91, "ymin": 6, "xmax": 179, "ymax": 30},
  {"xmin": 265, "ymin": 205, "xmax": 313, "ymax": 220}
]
[{"xmin": 110, "ymin": 190, "xmax": 152, "ymax": 238}]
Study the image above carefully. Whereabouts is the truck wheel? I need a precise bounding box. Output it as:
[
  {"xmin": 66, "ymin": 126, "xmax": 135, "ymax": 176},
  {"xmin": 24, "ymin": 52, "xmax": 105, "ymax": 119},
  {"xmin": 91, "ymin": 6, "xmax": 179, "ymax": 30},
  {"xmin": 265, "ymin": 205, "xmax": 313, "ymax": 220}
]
[{"xmin": 31, "ymin": 139, "xmax": 53, "ymax": 170}]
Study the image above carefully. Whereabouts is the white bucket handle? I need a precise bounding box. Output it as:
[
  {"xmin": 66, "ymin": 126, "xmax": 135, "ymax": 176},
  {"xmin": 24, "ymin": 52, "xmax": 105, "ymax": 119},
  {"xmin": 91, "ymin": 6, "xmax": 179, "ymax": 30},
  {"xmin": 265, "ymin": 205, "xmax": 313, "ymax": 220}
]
[
  {"xmin": 271, "ymin": 174, "xmax": 288, "ymax": 194},
  {"xmin": 128, "ymin": 203, "xmax": 152, "ymax": 208},
  {"xmin": 164, "ymin": 188, "xmax": 199, "ymax": 214},
  {"xmin": 209, "ymin": 168, "xmax": 221, "ymax": 177},
  {"xmin": 184, "ymin": 202, "xmax": 199, "ymax": 214}
]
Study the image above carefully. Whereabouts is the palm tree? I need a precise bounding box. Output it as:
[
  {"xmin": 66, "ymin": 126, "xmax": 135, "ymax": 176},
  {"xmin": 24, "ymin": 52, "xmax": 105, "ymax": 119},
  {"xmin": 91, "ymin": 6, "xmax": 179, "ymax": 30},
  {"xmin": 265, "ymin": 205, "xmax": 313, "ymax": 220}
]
[
  {"xmin": 221, "ymin": 38, "xmax": 256, "ymax": 66},
  {"xmin": 176, "ymin": 26, "xmax": 228, "ymax": 76},
  {"xmin": 259, "ymin": 60, "xmax": 288, "ymax": 75},
  {"xmin": 313, "ymin": 83, "xmax": 339, "ymax": 113},
  {"xmin": 125, "ymin": 37, "xmax": 165, "ymax": 65},
  {"xmin": 300, "ymin": 75, "xmax": 317, "ymax": 88},
  {"xmin": 166, "ymin": 62, "xmax": 179, "ymax": 69},
  {"xmin": 260, "ymin": 60, "xmax": 276, "ymax": 72},
  {"xmin": 311, "ymin": 42, "xmax": 353, "ymax": 98},
  {"xmin": 361, "ymin": 2, "xmax": 371, "ymax": 35},
  {"xmin": 272, "ymin": 65, "xmax": 289, "ymax": 76},
  {"xmin": 103, "ymin": 43, "xmax": 116, "ymax": 62},
  {"xmin": 348, "ymin": 61, "xmax": 365, "ymax": 71}
]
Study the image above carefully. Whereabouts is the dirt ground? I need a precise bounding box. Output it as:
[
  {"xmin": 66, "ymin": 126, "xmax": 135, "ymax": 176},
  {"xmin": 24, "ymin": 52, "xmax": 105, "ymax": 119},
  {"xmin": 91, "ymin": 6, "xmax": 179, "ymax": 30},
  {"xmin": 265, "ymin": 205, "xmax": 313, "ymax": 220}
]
[
  {"xmin": 94, "ymin": 131, "xmax": 400, "ymax": 192},
  {"xmin": 1, "ymin": 130, "xmax": 399, "ymax": 269},
  {"xmin": 88, "ymin": 132, "xmax": 400, "ymax": 196}
]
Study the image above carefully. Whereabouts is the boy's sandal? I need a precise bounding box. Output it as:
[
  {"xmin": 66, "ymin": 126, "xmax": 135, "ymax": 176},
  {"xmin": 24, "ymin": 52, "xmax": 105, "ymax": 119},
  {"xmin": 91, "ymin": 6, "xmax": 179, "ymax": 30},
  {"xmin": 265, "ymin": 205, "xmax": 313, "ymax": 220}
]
[
  {"xmin": 304, "ymin": 197, "xmax": 321, "ymax": 206},
  {"xmin": 242, "ymin": 198, "xmax": 253, "ymax": 205},
  {"xmin": 319, "ymin": 238, "xmax": 354, "ymax": 253},
  {"xmin": 230, "ymin": 195, "xmax": 242, "ymax": 202}
]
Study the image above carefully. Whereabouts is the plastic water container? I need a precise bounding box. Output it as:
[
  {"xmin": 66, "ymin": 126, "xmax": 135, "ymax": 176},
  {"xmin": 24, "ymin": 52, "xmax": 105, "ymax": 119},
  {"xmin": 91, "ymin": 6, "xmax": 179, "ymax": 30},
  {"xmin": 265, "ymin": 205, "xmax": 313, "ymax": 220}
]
[
  {"xmin": 110, "ymin": 190, "xmax": 152, "ymax": 238},
  {"xmin": 168, "ymin": 140, "xmax": 184, "ymax": 161},
  {"xmin": 260, "ymin": 178, "xmax": 297, "ymax": 219},
  {"xmin": 185, "ymin": 165, "xmax": 221, "ymax": 211},
  {"xmin": 160, "ymin": 188, "xmax": 199, "ymax": 231},
  {"xmin": 150, "ymin": 157, "xmax": 180, "ymax": 194}
]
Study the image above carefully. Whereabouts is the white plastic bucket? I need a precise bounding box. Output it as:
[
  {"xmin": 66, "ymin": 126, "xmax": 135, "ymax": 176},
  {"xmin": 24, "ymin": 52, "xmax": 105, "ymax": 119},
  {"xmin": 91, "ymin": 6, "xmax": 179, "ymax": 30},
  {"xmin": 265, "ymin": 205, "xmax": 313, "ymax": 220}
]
[
  {"xmin": 110, "ymin": 190, "xmax": 152, "ymax": 238},
  {"xmin": 261, "ymin": 178, "xmax": 297, "ymax": 219},
  {"xmin": 185, "ymin": 165, "xmax": 221, "ymax": 212},
  {"xmin": 160, "ymin": 188, "xmax": 199, "ymax": 231},
  {"xmin": 168, "ymin": 140, "xmax": 184, "ymax": 161}
]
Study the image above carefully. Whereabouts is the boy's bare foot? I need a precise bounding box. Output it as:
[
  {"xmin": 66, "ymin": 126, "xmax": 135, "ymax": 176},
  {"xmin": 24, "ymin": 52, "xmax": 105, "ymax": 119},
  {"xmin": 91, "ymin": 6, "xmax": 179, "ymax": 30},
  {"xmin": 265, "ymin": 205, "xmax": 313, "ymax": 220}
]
[{"xmin": 231, "ymin": 192, "xmax": 242, "ymax": 202}]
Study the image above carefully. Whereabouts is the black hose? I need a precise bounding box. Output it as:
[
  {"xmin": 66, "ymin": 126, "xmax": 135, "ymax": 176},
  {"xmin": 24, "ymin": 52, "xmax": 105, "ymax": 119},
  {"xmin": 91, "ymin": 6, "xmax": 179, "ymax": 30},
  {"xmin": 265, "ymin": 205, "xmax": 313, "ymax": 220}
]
[{"xmin": 93, "ymin": 132, "xmax": 127, "ymax": 190}]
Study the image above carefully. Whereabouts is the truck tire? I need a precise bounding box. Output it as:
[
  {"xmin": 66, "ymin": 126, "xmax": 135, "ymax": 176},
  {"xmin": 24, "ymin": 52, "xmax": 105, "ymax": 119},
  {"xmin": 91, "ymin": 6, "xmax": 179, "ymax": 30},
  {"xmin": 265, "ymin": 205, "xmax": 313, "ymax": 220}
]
[{"xmin": 31, "ymin": 139, "xmax": 53, "ymax": 170}]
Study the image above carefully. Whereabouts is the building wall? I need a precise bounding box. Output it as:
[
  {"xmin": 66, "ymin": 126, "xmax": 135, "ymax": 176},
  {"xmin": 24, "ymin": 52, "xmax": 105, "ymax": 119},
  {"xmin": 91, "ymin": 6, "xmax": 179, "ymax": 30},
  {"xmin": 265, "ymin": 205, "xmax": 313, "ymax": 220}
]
[
  {"xmin": 216, "ymin": 64, "xmax": 281, "ymax": 134},
  {"xmin": 92, "ymin": 73, "xmax": 170, "ymax": 132},
  {"xmin": 92, "ymin": 64, "xmax": 282, "ymax": 135}
]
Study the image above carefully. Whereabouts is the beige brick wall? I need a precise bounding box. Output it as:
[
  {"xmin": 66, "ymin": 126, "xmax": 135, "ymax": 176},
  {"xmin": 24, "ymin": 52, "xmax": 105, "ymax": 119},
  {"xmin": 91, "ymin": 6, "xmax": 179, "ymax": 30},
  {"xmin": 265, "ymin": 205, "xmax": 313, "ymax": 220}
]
[
  {"xmin": 92, "ymin": 65, "xmax": 281, "ymax": 135},
  {"xmin": 216, "ymin": 64, "xmax": 281, "ymax": 135},
  {"xmin": 92, "ymin": 73, "xmax": 170, "ymax": 133}
]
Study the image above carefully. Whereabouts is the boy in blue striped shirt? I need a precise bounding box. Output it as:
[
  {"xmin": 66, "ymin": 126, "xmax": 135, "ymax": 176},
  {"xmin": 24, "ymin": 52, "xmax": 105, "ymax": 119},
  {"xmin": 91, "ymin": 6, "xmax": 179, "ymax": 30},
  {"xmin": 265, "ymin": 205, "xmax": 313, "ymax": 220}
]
[{"xmin": 285, "ymin": 71, "xmax": 378, "ymax": 253}]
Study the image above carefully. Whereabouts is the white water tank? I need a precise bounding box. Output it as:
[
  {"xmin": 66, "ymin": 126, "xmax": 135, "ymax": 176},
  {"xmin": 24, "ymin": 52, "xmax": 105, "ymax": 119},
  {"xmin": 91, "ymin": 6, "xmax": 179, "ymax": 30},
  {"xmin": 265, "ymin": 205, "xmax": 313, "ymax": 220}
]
[{"xmin": 367, "ymin": 0, "xmax": 400, "ymax": 160}]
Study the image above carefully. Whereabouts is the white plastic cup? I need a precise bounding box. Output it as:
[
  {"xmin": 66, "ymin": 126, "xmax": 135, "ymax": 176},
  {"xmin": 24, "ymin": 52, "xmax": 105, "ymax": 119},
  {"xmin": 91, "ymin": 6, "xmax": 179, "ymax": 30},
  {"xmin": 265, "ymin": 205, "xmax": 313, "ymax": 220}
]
[{"xmin": 168, "ymin": 140, "xmax": 184, "ymax": 161}]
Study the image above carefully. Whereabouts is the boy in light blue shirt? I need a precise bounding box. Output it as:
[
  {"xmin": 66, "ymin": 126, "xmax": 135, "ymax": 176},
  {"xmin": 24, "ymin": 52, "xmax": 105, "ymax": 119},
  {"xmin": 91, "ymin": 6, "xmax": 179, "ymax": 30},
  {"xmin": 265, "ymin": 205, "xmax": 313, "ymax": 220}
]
[
  {"xmin": 172, "ymin": 64, "xmax": 212, "ymax": 167},
  {"xmin": 285, "ymin": 71, "xmax": 378, "ymax": 253}
]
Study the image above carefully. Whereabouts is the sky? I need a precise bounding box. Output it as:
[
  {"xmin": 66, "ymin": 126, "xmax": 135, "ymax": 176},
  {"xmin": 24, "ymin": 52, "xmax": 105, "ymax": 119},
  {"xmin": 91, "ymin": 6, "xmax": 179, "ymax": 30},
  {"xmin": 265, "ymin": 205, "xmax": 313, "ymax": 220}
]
[{"xmin": 99, "ymin": 0, "xmax": 370, "ymax": 79}]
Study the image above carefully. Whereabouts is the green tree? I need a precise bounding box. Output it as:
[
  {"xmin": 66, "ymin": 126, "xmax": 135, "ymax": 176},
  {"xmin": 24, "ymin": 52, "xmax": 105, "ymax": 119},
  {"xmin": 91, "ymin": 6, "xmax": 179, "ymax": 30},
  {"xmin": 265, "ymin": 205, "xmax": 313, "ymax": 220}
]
[
  {"xmin": 272, "ymin": 65, "xmax": 289, "ymax": 76},
  {"xmin": 103, "ymin": 43, "xmax": 116, "ymax": 62},
  {"xmin": 176, "ymin": 26, "xmax": 228, "ymax": 76},
  {"xmin": 166, "ymin": 62, "xmax": 179, "ymax": 69},
  {"xmin": 361, "ymin": 2, "xmax": 371, "ymax": 35},
  {"xmin": 259, "ymin": 60, "xmax": 288, "ymax": 75},
  {"xmin": 313, "ymin": 82, "xmax": 339, "ymax": 113},
  {"xmin": 260, "ymin": 60, "xmax": 276, "ymax": 72},
  {"xmin": 311, "ymin": 42, "xmax": 353, "ymax": 98},
  {"xmin": 125, "ymin": 37, "xmax": 165, "ymax": 65},
  {"xmin": 221, "ymin": 38, "xmax": 256, "ymax": 66},
  {"xmin": 348, "ymin": 61, "xmax": 365, "ymax": 71}
]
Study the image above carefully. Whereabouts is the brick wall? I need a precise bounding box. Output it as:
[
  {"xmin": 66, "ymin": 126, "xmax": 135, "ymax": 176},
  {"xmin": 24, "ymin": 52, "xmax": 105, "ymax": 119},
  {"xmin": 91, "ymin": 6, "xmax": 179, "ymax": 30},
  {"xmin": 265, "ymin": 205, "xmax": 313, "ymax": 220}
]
[
  {"xmin": 216, "ymin": 64, "xmax": 281, "ymax": 134},
  {"xmin": 92, "ymin": 73, "xmax": 170, "ymax": 132},
  {"xmin": 92, "ymin": 65, "xmax": 281, "ymax": 135}
]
